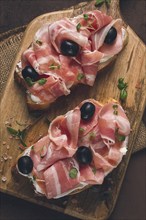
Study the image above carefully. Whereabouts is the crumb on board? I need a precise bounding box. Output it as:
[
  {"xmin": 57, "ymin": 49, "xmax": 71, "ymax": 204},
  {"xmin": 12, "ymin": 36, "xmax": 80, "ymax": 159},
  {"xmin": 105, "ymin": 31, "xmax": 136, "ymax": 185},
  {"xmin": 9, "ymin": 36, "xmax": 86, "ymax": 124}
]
[
  {"xmin": 6, "ymin": 145, "xmax": 10, "ymax": 150},
  {"xmin": 2, "ymin": 153, "xmax": 8, "ymax": 161},
  {"xmin": 1, "ymin": 176, "xmax": 7, "ymax": 182}
]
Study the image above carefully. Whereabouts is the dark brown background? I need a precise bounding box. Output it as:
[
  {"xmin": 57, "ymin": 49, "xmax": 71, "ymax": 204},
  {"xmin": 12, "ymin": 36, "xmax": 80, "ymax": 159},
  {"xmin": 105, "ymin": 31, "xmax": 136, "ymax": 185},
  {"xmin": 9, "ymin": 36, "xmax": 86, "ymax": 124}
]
[{"xmin": 0, "ymin": 0, "xmax": 146, "ymax": 220}]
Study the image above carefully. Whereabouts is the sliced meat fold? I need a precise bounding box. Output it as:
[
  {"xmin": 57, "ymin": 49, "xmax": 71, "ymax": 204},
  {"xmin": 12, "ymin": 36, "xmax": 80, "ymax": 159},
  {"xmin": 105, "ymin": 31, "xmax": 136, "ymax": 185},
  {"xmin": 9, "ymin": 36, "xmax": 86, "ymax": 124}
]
[{"xmin": 43, "ymin": 157, "xmax": 104, "ymax": 199}]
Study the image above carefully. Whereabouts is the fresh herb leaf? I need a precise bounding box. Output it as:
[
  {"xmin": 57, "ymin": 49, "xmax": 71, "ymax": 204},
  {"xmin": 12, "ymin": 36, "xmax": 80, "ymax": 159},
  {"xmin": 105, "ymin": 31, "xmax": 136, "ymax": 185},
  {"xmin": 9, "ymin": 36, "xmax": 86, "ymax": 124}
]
[
  {"xmin": 17, "ymin": 129, "xmax": 25, "ymax": 140},
  {"xmin": 83, "ymin": 14, "xmax": 88, "ymax": 20},
  {"xmin": 49, "ymin": 63, "xmax": 61, "ymax": 70},
  {"xmin": 79, "ymin": 127, "xmax": 84, "ymax": 132},
  {"xmin": 115, "ymin": 129, "xmax": 126, "ymax": 142},
  {"xmin": 92, "ymin": 167, "xmax": 97, "ymax": 174},
  {"xmin": 69, "ymin": 167, "xmax": 78, "ymax": 179},
  {"xmin": 31, "ymin": 145, "xmax": 34, "ymax": 150},
  {"xmin": 113, "ymin": 104, "xmax": 118, "ymax": 109},
  {"xmin": 89, "ymin": 132, "xmax": 96, "ymax": 140},
  {"xmin": 17, "ymin": 129, "xmax": 27, "ymax": 147},
  {"xmin": 25, "ymin": 77, "xmax": 35, "ymax": 87},
  {"xmin": 112, "ymin": 104, "xmax": 118, "ymax": 115},
  {"xmin": 117, "ymin": 134, "xmax": 126, "ymax": 142},
  {"xmin": 113, "ymin": 110, "xmax": 118, "ymax": 115},
  {"xmin": 77, "ymin": 73, "xmax": 84, "ymax": 81},
  {"xmin": 7, "ymin": 126, "xmax": 27, "ymax": 147},
  {"xmin": 76, "ymin": 23, "xmax": 81, "ymax": 31},
  {"xmin": 117, "ymin": 78, "xmax": 128, "ymax": 102},
  {"xmin": 95, "ymin": 0, "xmax": 111, "ymax": 7},
  {"xmin": 117, "ymin": 78, "xmax": 128, "ymax": 90},
  {"xmin": 7, "ymin": 127, "xmax": 18, "ymax": 136},
  {"xmin": 36, "ymin": 40, "xmax": 42, "ymax": 46},
  {"xmin": 120, "ymin": 89, "xmax": 127, "ymax": 101},
  {"xmin": 95, "ymin": 0, "xmax": 105, "ymax": 7},
  {"xmin": 38, "ymin": 78, "xmax": 47, "ymax": 85}
]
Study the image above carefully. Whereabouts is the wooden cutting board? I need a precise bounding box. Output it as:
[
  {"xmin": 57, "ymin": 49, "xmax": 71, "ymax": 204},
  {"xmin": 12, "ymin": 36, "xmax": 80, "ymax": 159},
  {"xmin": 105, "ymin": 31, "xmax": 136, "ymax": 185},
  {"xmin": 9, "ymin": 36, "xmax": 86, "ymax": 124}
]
[{"xmin": 0, "ymin": 0, "xmax": 145, "ymax": 220}]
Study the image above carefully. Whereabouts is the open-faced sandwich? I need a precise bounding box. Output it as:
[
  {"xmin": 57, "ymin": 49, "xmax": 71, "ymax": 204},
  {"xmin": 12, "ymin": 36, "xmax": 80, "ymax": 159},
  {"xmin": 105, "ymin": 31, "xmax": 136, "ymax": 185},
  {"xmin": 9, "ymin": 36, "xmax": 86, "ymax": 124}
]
[
  {"xmin": 16, "ymin": 99, "xmax": 130, "ymax": 199},
  {"xmin": 15, "ymin": 10, "xmax": 128, "ymax": 111}
]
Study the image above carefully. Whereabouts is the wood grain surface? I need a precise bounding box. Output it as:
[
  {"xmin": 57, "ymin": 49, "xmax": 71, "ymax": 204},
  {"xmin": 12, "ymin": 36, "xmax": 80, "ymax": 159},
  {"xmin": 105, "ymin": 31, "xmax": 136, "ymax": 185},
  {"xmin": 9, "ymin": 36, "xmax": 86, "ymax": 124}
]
[{"xmin": 0, "ymin": 1, "xmax": 146, "ymax": 220}]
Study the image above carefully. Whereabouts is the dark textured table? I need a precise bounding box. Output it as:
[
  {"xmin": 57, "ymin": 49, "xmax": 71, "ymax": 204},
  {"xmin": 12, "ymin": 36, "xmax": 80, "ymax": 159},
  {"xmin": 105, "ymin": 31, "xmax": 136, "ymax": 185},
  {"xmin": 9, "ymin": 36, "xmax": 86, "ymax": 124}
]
[{"xmin": 0, "ymin": 1, "xmax": 146, "ymax": 220}]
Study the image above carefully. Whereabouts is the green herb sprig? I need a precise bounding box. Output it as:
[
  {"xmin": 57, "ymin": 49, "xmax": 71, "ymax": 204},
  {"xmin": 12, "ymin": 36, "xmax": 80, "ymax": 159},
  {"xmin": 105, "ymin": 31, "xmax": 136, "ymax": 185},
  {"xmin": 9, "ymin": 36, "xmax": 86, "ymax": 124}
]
[
  {"xmin": 38, "ymin": 78, "xmax": 47, "ymax": 85},
  {"xmin": 7, "ymin": 127, "xmax": 27, "ymax": 147},
  {"xmin": 49, "ymin": 63, "xmax": 61, "ymax": 70},
  {"xmin": 83, "ymin": 14, "xmax": 89, "ymax": 20},
  {"xmin": 76, "ymin": 23, "xmax": 81, "ymax": 32},
  {"xmin": 92, "ymin": 167, "xmax": 97, "ymax": 174},
  {"xmin": 25, "ymin": 77, "xmax": 35, "ymax": 87},
  {"xmin": 120, "ymin": 89, "xmax": 128, "ymax": 101},
  {"xmin": 69, "ymin": 167, "xmax": 78, "ymax": 179},
  {"xmin": 77, "ymin": 73, "xmax": 84, "ymax": 81},
  {"xmin": 116, "ymin": 133, "xmax": 126, "ymax": 142},
  {"xmin": 112, "ymin": 104, "xmax": 118, "ymax": 115},
  {"xmin": 79, "ymin": 127, "xmax": 84, "ymax": 133},
  {"xmin": 115, "ymin": 128, "xmax": 126, "ymax": 142},
  {"xmin": 95, "ymin": 0, "xmax": 111, "ymax": 7},
  {"xmin": 36, "ymin": 40, "xmax": 43, "ymax": 46},
  {"xmin": 117, "ymin": 78, "xmax": 128, "ymax": 102},
  {"xmin": 117, "ymin": 78, "xmax": 128, "ymax": 90}
]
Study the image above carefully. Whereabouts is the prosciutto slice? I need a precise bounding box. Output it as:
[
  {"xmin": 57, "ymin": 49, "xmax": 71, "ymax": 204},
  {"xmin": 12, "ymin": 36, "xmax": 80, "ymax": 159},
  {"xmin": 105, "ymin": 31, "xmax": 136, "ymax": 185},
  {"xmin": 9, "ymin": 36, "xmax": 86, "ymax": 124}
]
[
  {"xmin": 19, "ymin": 99, "xmax": 130, "ymax": 199},
  {"xmin": 48, "ymin": 18, "xmax": 89, "ymax": 53},
  {"xmin": 30, "ymin": 107, "xmax": 80, "ymax": 172},
  {"xmin": 20, "ymin": 10, "xmax": 126, "ymax": 104},
  {"xmin": 44, "ymin": 157, "xmax": 104, "ymax": 199},
  {"xmin": 91, "ymin": 19, "xmax": 124, "ymax": 56},
  {"xmin": 71, "ymin": 10, "xmax": 112, "ymax": 33}
]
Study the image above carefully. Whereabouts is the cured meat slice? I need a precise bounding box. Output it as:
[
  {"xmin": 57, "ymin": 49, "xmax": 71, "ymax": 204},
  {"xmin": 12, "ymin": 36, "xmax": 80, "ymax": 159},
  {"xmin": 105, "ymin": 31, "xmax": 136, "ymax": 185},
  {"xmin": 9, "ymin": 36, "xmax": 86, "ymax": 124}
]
[
  {"xmin": 30, "ymin": 107, "xmax": 81, "ymax": 172},
  {"xmin": 91, "ymin": 19, "xmax": 124, "ymax": 56},
  {"xmin": 98, "ymin": 102, "xmax": 130, "ymax": 146},
  {"xmin": 22, "ymin": 40, "xmax": 59, "ymax": 74},
  {"xmin": 43, "ymin": 157, "xmax": 104, "ymax": 199},
  {"xmin": 48, "ymin": 18, "xmax": 89, "ymax": 53},
  {"xmin": 28, "ymin": 73, "xmax": 70, "ymax": 102},
  {"xmin": 71, "ymin": 10, "xmax": 112, "ymax": 33}
]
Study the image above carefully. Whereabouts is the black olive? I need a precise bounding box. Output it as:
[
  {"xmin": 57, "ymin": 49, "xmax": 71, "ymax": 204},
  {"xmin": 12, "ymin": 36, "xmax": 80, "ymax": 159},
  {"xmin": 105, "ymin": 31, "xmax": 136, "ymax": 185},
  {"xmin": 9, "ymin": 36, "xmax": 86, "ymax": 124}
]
[
  {"xmin": 22, "ymin": 66, "xmax": 40, "ymax": 81},
  {"xmin": 60, "ymin": 40, "xmax": 79, "ymax": 57},
  {"xmin": 76, "ymin": 146, "xmax": 93, "ymax": 165},
  {"xmin": 104, "ymin": 27, "xmax": 117, "ymax": 44},
  {"xmin": 17, "ymin": 156, "xmax": 33, "ymax": 174},
  {"xmin": 80, "ymin": 102, "xmax": 95, "ymax": 121}
]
